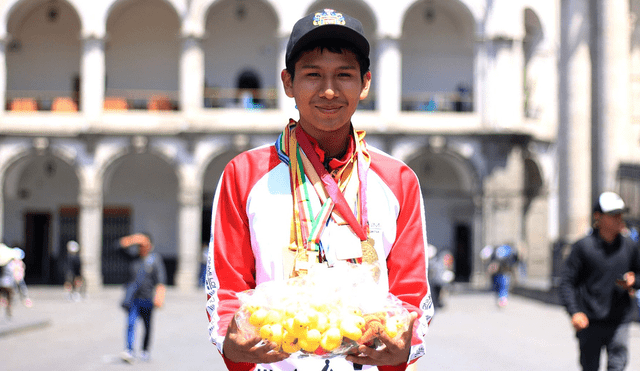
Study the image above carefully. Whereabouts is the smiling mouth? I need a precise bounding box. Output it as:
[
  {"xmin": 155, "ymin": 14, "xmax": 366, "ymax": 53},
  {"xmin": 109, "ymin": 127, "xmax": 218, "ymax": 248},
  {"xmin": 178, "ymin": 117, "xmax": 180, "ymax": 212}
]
[{"xmin": 316, "ymin": 105, "xmax": 343, "ymax": 113}]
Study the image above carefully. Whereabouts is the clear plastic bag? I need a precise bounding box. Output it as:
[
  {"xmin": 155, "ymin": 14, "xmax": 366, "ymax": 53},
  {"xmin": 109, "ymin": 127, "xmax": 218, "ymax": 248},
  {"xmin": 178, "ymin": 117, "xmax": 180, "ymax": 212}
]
[{"xmin": 235, "ymin": 262, "xmax": 411, "ymax": 358}]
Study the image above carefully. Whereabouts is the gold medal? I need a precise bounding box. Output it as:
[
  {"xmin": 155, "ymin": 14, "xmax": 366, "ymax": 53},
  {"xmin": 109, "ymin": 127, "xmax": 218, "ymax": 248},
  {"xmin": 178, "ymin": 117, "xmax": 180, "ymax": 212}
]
[{"xmin": 361, "ymin": 237, "xmax": 378, "ymax": 264}]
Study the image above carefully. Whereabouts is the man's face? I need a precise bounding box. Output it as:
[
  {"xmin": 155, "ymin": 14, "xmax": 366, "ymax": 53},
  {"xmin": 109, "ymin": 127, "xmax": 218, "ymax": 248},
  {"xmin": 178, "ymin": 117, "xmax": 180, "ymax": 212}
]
[
  {"xmin": 282, "ymin": 48, "xmax": 371, "ymax": 139},
  {"xmin": 598, "ymin": 212, "xmax": 625, "ymax": 236}
]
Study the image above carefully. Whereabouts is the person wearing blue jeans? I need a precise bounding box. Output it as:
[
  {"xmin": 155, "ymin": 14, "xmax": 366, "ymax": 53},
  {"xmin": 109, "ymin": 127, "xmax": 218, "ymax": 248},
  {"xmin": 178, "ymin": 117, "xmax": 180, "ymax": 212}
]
[
  {"xmin": 127, "ymin": 298, "xmax": 153, "ymax": 357},
  {"xmin": 119, "ymin": 233, "xmax": 166, "ymax": 363},
  {"xmin": 493, "ymin": 272, "xmax": 511, "ymax": 307}
]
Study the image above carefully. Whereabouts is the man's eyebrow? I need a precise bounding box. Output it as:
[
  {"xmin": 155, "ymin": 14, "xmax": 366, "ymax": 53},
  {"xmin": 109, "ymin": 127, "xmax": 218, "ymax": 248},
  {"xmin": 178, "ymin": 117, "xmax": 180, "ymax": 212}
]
[{"xmin": 298, "ymin": 64, "xmax": 358, "ymax": 70}]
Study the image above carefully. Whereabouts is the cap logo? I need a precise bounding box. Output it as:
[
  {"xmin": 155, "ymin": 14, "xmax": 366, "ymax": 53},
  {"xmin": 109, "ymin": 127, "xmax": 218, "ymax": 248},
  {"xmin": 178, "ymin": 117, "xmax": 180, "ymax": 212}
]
[{"xmin": 313, "ymin": 9, "xmax": 345, "ymax": 26}]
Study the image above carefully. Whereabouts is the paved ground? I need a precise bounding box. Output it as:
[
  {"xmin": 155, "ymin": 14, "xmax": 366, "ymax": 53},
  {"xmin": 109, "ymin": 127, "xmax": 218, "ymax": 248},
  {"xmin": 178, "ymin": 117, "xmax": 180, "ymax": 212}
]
[{"xmin": 1, "ymin": 286, "xmax": 639, "ymax": 371}]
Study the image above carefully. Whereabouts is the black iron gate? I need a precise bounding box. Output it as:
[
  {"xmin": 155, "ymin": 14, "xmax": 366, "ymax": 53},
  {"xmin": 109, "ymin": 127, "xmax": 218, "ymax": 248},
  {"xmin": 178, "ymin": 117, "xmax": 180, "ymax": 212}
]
[{"xmin": 101, "ymin": 208, "xmax": 131, "ymax": 284}]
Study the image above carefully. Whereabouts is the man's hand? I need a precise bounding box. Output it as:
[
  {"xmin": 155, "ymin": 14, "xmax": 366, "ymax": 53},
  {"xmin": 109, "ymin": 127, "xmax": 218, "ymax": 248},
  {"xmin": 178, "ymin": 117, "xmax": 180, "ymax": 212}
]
[
  {"xmin": 345, "ymin": 312, "xmax": 419, "ymax": 367},
  {"xmin": 615, "ymin": 272, "xmax": 636, "ymax": 290},
  {"xmin": 153, "ymin": 284, "xmax": 166, "ymax": 308},
  {"xmin": 571, "ymin": 312, "xmax": 589, "ymax": 332},
  {"xmin": 222, "ymin": 313, "xmax": 289, "ymax": 364}
]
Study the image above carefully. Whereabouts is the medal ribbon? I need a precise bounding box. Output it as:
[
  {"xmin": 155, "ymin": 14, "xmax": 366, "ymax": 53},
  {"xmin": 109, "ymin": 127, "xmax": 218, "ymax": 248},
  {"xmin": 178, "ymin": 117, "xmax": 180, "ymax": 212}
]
[
  {"xmin": 277, "ymin": 120, "xmax": 371, "ymax": 272},
  {"xmin": 295, "ymin": 125, "xmax": 370, "ymax": 241}
]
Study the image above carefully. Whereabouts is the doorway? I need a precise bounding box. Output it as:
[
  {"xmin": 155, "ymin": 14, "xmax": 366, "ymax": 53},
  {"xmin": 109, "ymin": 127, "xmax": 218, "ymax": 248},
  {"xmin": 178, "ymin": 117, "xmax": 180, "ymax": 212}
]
[
  {"xmin": 454, "ymin": 223, "xmax": 472, "ymax": 282},
  {"xmin": 24, "ymin": 212, "xmax": 51, "ymax": 284}
]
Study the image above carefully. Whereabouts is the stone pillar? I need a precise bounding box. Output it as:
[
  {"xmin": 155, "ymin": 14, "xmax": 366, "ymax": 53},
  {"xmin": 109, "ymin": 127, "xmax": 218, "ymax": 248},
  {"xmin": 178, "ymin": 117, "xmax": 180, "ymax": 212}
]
[
  {"xmin": 81, "ymin": 37, "xmax": 105, "ymax": 118},
  {"xmin": 78, "ymin": 187, "xmax": 103, "ymax": 291},
  {"xmin": 375, "ymin": 37, "xmax": 401, "ymax": 119},
  {"xmin": 471, "ymin": 194, "xmax": 485, "ymax": 289},
  {"xmin": 480, "ymin": 37, "xmax": 523, "ymax": 129},
  {"xmin": 593, "ymin": 0, "xmax": 630, "ymax": 192},
  {"xmin": 174, "ymin": 187, "xmax": 202, "ymax": 291},
  {"xmin": 180, "ymin": 35, "xmax": 204, "ymax": 115},
  {"xmin": 277, "ymin": 35, "xmax": 291, "ymax": 112},
  {"xmin": 0, "ymin": 40, "xmax": 6, "ymax": 115},
  {"xmin": 558, "ymin": 0, "xmax": 592, "ymax": 241}
]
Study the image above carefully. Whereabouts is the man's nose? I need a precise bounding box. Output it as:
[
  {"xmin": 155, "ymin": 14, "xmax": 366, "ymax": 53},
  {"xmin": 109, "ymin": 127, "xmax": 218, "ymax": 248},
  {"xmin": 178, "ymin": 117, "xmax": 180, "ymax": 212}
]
[{"xmin": 320, "ymin": 78, "xmax": 337, "ymax": 99}]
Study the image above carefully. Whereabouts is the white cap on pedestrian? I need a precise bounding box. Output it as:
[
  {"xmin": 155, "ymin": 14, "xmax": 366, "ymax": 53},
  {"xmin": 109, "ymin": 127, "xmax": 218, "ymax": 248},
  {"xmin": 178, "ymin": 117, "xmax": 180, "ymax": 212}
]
[{"xmin": 595, "ymin": 191, "xmax": 627, "ymax": 215}]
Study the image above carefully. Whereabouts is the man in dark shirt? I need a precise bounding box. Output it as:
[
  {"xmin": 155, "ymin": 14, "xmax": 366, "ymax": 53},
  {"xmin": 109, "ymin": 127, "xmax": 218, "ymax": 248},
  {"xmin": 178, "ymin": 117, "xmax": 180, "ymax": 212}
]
[
  {"xmin": 560, "ymin": 192, "xmax": 640, "ymax": 371},
  {"xmin": 119, "ymin": 233, "xmax": 166, "ymax": 363}
]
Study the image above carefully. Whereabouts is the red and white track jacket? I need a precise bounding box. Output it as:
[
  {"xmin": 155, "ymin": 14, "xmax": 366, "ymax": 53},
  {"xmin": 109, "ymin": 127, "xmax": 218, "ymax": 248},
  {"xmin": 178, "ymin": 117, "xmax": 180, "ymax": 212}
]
[{"xmin": 206, "ymin": 138, "xmax": 433, "ymax": 371}]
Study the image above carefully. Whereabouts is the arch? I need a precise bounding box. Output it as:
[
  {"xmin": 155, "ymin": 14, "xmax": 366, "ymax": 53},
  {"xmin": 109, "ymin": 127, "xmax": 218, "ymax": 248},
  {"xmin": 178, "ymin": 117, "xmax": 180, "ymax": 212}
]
[
  {"xmin": 105, "ymin": 0, "xmax": 183, "ymax": 26},
  {"xmin": 523, "ymin": 8, "xmax": 543, "ymax": 63},
  {"xmin": 105, "ymin": 0, "xmax": 181, "ymax": 106},
  {"xmin": 101, "ymin": 148, "xmax": 180, "ymax": 284},
  {"xmin": 400, "ymin": 0, "xmax": 476, "ymax": 111},
  {"xmin": 203, "ymin": 0, "xmax": 279, "ymax": 108},
  {"xmin": 98, "ymin": 141, "xmax": 180, "ymax": 193},
  {"xmin": 6, "ymin": 0, "xmax": 82, "ymax": 108},
  {"xmin": 200, "ymin": 147, "xmax": 240, "ymax": 244},
  {"xmin": 406, "ymin": 144, "xmax": 481, "ymax": 282},
  {"xmin": 2, "ymin": 144, "xmax": 81, "ymax": 284},
  {"xmin": 1, "ymin": 0, "xmax": 83, "ymax": 38},
  {"xmin": 523, "ymin": 7, "xmax": 545, "ymax": 118}
]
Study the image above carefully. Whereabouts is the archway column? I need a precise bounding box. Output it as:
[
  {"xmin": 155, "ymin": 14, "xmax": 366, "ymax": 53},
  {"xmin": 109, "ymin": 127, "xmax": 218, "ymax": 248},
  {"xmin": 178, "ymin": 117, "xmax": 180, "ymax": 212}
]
[
  {"xmin": 174, "ymin": 186, "xmax": 202, "ymax": 290},
  {"xmin": 180, "ymin": 35, "xmax": 204, "ymax": 115},
  {"xmin": 471, "ymin": 194, "xmax": 484, "ymax": 288},
  {"xmin": 0, "ymin": 39, "xmax": 6, "ymax": 115},
  {"xmin": 375, "ymin": 36, "xmax": 401, "ymax": 120},
  {"xmin": 276, "ymin": 34, "xmax": 290, "ymax": 112},
  {"xmin": 78, "ymin": 186, "xmax": 103, "ymax": 292},
  {"xmin": 81, "ymin": 36, "xmax": 105, "ymax": 118}
]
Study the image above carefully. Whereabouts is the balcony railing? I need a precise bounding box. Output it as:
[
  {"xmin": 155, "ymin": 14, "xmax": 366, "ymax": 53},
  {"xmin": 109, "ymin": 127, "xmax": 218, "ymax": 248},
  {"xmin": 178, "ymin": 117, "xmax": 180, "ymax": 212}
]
[
  {"xmin": 401, "ymin": 91, "xmax": 473, "ymax": 112},
  {"xmin": 5, "ymin": 89, "xmax": 473, "ymax": 113}
]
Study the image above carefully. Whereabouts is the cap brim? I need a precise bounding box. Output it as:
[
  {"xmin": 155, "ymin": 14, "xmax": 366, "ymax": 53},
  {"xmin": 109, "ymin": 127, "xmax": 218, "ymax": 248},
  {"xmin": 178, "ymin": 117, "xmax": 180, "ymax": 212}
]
[
  {"xmin": 286, "ymin": 25, "xmax": 369, "ymax": 64},
  {"xmin": 604, "ymin": 207, "xmax": 628, "ymax": 215}
]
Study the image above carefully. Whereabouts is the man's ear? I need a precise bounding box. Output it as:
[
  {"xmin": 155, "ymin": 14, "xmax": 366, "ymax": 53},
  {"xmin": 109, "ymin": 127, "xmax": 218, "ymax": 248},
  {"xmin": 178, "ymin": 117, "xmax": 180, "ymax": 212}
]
[
  {"xmin": 359, "ymin": 71, "xmax": 372, "ymax": 100},
  {"xmin": 281, "ymin": 69, "xmax": 295, "ymax": 98}
]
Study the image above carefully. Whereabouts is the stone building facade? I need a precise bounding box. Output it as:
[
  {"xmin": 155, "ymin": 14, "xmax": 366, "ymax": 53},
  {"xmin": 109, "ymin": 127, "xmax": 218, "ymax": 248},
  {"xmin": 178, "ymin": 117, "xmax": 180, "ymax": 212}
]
[{"xmin": 0, "ymin": 0, "xmax": 638, "ymax": 292}]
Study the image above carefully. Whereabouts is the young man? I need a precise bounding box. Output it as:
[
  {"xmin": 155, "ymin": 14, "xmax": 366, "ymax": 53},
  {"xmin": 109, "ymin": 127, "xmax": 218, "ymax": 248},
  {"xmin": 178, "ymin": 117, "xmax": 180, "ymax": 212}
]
[
  {"xmin": 560, "ymin": 192, "xmax": 640, "ymax": 371},
  {"xmin": 119, "ymin": 233, "xmax": 167, "ymax": 363},
  {"xmin": 206, "ymin": 9, "xmax": 433, "ymax": 371}
]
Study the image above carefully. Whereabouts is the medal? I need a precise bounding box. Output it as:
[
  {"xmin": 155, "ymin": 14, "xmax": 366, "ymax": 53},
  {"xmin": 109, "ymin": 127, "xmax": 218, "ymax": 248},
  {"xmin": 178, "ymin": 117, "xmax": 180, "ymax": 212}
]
[{"xmin": 361, "ymin": 237, "xmax": 378, "ymax": 264}]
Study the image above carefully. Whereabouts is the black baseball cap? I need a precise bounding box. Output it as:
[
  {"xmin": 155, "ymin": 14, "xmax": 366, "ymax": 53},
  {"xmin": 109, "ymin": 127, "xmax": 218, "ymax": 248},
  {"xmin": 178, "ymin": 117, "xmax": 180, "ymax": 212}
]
[{"xmin": 285, "ymin": 9, "xmax": 370, "ymax": 67}]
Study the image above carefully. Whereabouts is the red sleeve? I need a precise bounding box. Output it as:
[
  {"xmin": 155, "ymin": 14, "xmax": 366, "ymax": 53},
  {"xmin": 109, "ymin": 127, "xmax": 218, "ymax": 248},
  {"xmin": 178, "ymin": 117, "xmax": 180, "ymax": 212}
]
[
  {"xmin": 371, "ymin": 150, "xmax": 433, "ymax": 363},
  {"xmin": 205, "ymin": 146, "xmax": 280, "ymax": 370}
]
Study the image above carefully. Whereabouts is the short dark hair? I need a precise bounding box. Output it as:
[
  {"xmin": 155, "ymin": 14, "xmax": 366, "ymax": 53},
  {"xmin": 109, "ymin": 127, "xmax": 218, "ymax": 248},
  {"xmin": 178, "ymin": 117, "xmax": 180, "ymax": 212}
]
[{"xmin": 285, "ymin": 39, "xmax": 370, "ymax": 81}]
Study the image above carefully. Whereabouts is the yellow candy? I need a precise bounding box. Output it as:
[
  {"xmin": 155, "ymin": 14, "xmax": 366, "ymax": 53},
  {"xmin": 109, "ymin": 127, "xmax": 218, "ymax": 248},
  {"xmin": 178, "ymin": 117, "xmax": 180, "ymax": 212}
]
[
  {"xmin": 340, "ymin": 315, "xmax": 364, "ymax": 341},
  {"xmin": 340, "ymin": 323, "xmax": 362, "ymax": 341},
  {"xmin": 249, "ymin": 308, "xmax": 269, "ymax": 327},
  {"xmin": 269, "ymin": 323, "xmax": 284, "ymax": 345},
  {"xmin": 315, "ymin": 312, "xmax": 329, "ymax": 333},
  {"xmin": 385, "ymin": 316, "xmax": 401, "ymax": 338},
  {"xmin": 305, "ymin": 328, "xmax": 321, "ymax": 344},
  {"xmin": 306, "ymin": 309, "xmax": 320, "ymax": 328},
  {"xmin": 320, "ymin": 327, "xmax": 342, "ymax": 351},
  {"xmin": 298, "ymin": 337, "xmax": 319, "ymax": 353},
  {"xmin": 292, "ymin": 312, "xmax": 310, "ymax": 335},
  {"xmin": 259, "ymin": 324, "xmax": 272, "ymax": 340},
  {"xmin": 282, "ymin": 331, "xmax": 300, "ymax": 354},
  {"xmin": 284, "ymin": 317, "xmax": 295, "ymax": 333},
  {"xmin": 265, "ymin": 309, "xmax": 283, "ymax": 325}
]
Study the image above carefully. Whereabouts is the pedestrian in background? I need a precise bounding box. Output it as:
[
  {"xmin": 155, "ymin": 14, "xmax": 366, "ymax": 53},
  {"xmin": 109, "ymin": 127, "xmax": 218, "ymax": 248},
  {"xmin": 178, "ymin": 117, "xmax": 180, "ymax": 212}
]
[
  {"xmin": 480, "ymin": 244, "xmax": 519, "ymax": 308},
  {"xmin": 64, "ymin": 240, "xmax": 84, "ymax": 301},
  {"xmin": 118, "ymin": 233, "xmax": 166, "ymax": 363},
  {"xmin": 560, "ymin": 191, "xmax": 640, "ymax": 371},
  {"xmin": 0, "ymin": 243, "xmax": 32, "ymax": 318}
]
